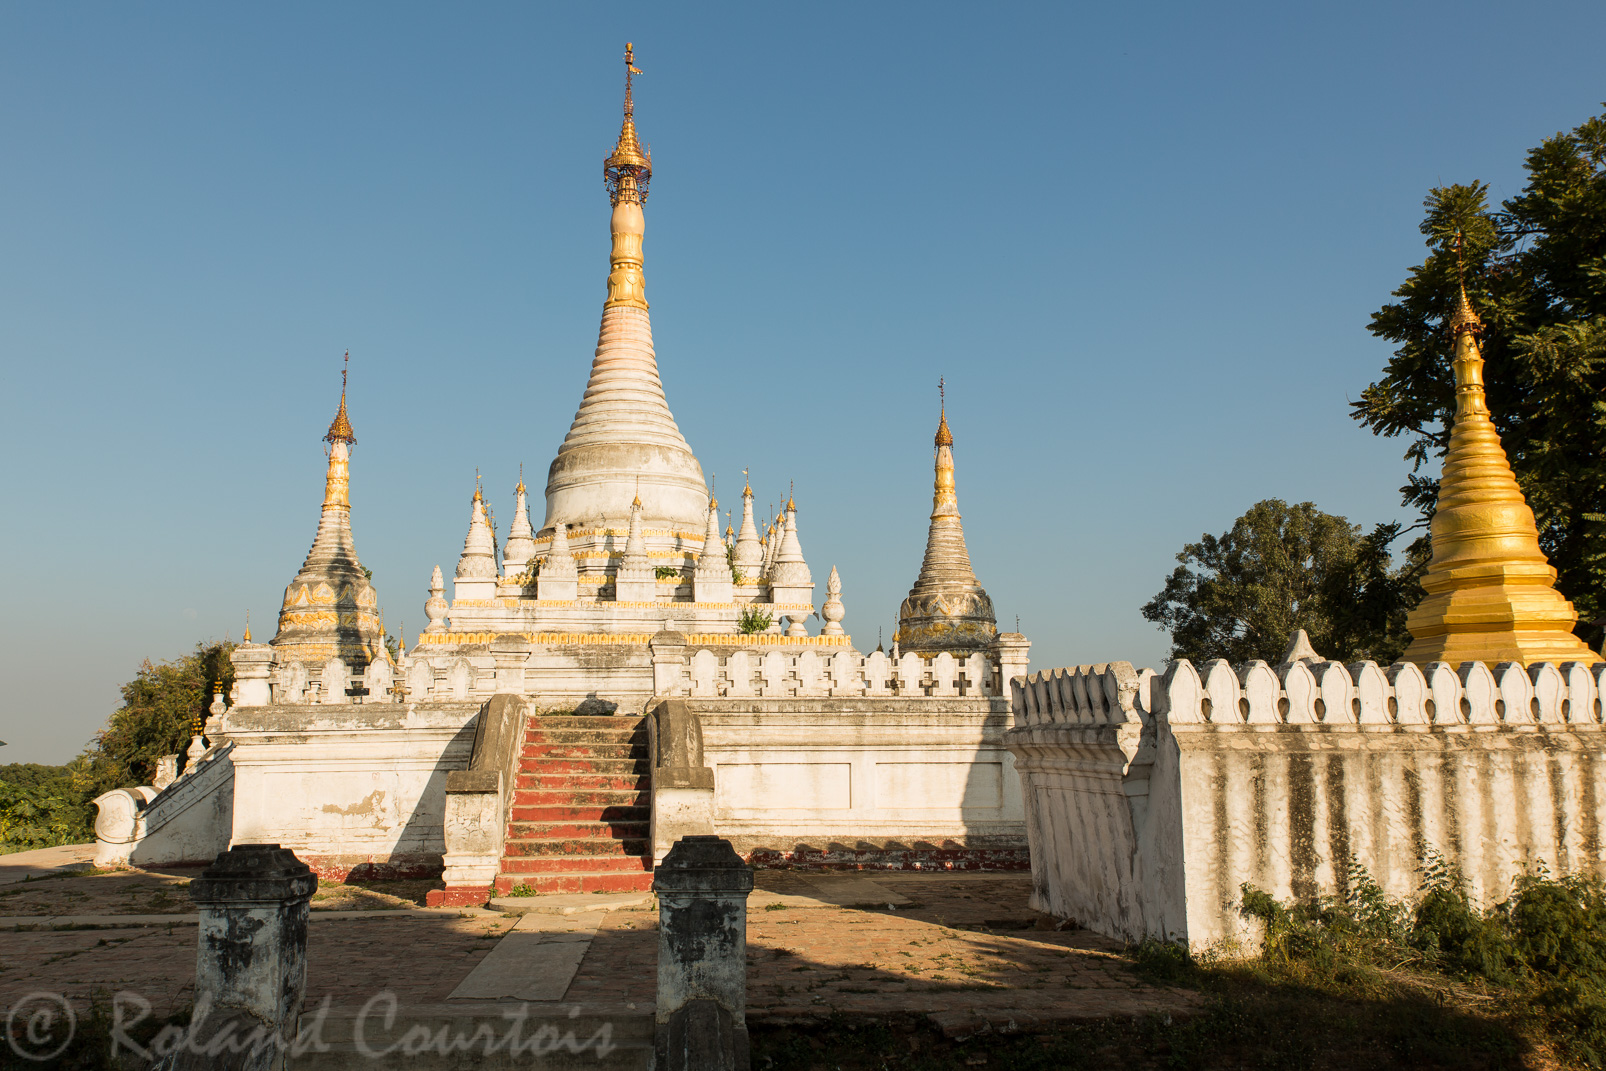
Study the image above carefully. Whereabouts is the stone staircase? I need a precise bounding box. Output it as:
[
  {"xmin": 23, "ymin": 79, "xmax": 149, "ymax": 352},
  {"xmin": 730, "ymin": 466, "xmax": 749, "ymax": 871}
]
[{"xmin": 493, "ymin": 713, "xmax": 654, "ymax": 895}]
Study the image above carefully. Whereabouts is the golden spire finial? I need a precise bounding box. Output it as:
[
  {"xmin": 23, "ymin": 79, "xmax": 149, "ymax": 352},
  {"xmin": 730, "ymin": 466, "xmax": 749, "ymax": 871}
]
[
  {"xmin": 243, "ymin": 610, "xmax": 252, "ymax": 644},
  {"xmin": 787, "ymin": 481, "xmax": 795, "ymax": 512},
  {"xmin": 516, "ymin": 462, "xmax": 526, "ymax": 496},
  {"xmin": 1400, "ymin": 229, "xmax": 1595, "ymax": 666},
  {"xmin": 604, "ymin": 43, "xmax": 651, "ymax": 205},
  {"xmin": 473, "ymin": 469, "xmax": 483, "ymax": 503},
  {"xmin": 935, "ymin": 377, "xmax": 953, "ymax": 447},
  {"xmin": 742, "ymin": 468, "xmax": 752, "ymax": 497},
  {"xmin": 1446, "ymin": 233, "xmax": 1484, "ymax": 338},
  {"xmin": 324, "ymin": 351, "xmax": 356, "ymax": 445}
]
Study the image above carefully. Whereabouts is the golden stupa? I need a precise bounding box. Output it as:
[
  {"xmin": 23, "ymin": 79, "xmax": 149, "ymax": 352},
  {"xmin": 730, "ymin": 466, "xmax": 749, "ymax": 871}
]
[{"xmin": 1401, "ymin": 273, "xmax": 1596, "ymax": 666}]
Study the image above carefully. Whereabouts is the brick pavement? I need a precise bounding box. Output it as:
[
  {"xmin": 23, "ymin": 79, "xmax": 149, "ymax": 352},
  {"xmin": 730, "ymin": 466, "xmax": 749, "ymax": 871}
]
[{"xmin": 0, "ymin": 868, "xmax": 1197, "ymax": 1033}]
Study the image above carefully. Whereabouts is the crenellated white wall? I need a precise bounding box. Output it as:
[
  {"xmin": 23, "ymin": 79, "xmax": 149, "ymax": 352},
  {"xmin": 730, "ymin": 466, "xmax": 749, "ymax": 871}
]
[{"xmin": 1007, "ymin": 657, "xmax": 1606, "ymax": 949}]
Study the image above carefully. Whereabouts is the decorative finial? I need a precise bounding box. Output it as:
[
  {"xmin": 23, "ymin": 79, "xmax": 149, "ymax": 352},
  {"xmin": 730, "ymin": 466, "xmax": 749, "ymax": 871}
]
[
  {"xmin": 243, "ymin": 610, "xmax": 251, "ymax": 644},
  {"xmin": 787, "ymin": 481, "xmax": 795, "ymax": 512},
  {"xmin": 516, "ymin": 462, "xmax": 525, "ymax": 496},
  {"xmin": 1446, "ymin": 231, "xmax": 1484, "ymax": 338},
  {"xmin": 324, "ymin": 351, "xmax": 356, "ymax": 445},
  {"xmin": 742, "ymin": 468, "xmax": 751, "ymax": 497},
  {"xmin": 935, "ymin": 377, "xmax": 954, "ymax": 448},
  {"xmin": 604, "ymin": 43, "xmax": 652, "ymax": 205},
  {"xmin": 473, "ymin": 469, "xmax": 482, "ymax": 502}
]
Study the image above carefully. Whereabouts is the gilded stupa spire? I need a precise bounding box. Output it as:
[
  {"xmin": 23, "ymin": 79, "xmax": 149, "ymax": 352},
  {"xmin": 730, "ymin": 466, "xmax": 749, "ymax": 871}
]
[
  {"xmin": 898, "ymin": 387, "xmax": 997, "ymax": 653},
  {"xmin": 273, "ymin": 351, "xmax": 383, "ymax": 668},
  {"xmin": 604, "ymin": 43, "xmax": 651, "ymax": 205},
  {"xmin": 325, "ymin": 351, "xmax": 356, "ymax": 446},
  {"xmin": 545, "ymin": 42, "xmax": 709, "ymax": 536},
  {"xmin": 1401, "ymin": 234, "xmax": 1595, "ymax": 665}
]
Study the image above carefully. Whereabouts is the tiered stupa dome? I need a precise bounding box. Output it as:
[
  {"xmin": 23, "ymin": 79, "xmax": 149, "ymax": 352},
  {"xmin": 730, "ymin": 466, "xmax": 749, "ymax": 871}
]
[{"xmin": 543, "ymin": 42, "xmax": 707, "ymax": 537}]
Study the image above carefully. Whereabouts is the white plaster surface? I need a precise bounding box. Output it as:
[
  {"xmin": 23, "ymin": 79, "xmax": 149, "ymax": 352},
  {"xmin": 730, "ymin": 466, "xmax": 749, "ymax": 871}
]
[{"xmin": 1008, "ymin": 658, "xmax": 1606, "ymax": 949}]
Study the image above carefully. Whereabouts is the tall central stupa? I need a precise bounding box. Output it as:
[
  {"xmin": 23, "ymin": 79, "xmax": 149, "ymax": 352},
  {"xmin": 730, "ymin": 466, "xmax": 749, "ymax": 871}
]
[{"xmin": 543, "ymin": 42, "xmax": 708, "ymax": 537}]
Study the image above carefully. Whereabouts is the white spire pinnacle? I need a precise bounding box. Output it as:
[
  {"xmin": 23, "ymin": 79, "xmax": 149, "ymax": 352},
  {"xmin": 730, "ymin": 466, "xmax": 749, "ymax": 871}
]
[
  {"xmin": 695, "ymin": 498, "xmax": 734, "ymax": 603},
  {"xmin": 734, "ymin": 482, "xmax": 764, "ymax": 575},
  {"xmin": 456, "ymin": 488, "xmax": 497, "ymax": 580},
  {"xmin": 613, "ymin": 497, "xmax": 656, "ymax": 602},
  {"xmin": 820, "ymin": 565, "xmax": 846, "ymax": 635},
  {"xmin": 503, "ymin": 480, "xmax": 536, "ymax": 573}
]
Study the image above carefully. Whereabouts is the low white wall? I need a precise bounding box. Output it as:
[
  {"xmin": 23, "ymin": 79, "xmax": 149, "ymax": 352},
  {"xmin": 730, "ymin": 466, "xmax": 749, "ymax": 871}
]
[
  {"xmin": 1007, "ymin": 657, "xmax": 1606, "ymax": 949},
  {"xmin": 93, "ymin": 743, "xmax": 236, "ymax": 867},
  {"xmin": 689, "ymin": 698, "xmax": 1026, "ymax": 865},
  {"xmin": 222, "ymin": 702, "xmax": 479, "ymax": 879}
]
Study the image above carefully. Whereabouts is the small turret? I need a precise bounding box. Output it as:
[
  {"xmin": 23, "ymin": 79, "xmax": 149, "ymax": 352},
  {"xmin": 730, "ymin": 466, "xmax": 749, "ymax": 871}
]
[
  {"xmin": 503, "ymin": 470, "xmax": 536, "ymax": 575},
  {"xmin": 820, "ymin": 565, "xmax": 846, "ymax": 636},
  {"xmin": 733, "ymin": 476, "xmax": 764, "ymax": 576},
  {"xmin": 538, "ymin": 521, "xmax": 579, "ymax": 601},
  {"xmin": 769, "ymin": 496, "xmax": 815, "ymax": 632},
  {"xmin": 424, "ymin": 565, "xmax": 449, "ymax": 633},
  {"xmin": 455, "ymin": 482, "xmax": 498, "ymax": 600},
  {"xmin": 694, "ymin": 497, "xmax": 734, "ymax": 603},
  {"xmin": 614, "ymin": 494, "xmax": 656, "ymax": 602}
]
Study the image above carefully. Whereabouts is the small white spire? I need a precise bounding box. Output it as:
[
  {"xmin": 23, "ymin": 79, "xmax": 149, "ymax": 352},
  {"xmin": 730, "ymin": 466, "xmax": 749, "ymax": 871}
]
[
  {"xmin": 734, "ymin": 479, "xmax": 764, "ymax": 574},
  {"xmin": 820, "ymin": 565, "xmax": 846, "ymax": 635},
  {"xmin": 456, "ymin": 486, "xmax": 497, "ymax": 580},
  {"xmin": 694, "ymin": 497, "xmax": 734, "ymax": 603},
  {"xmin": 613, "ymin": 496, "xmax": 656, "ymax": 601},
  {"xmin": 424, "ymin": 565, "xmax": 449, "ymax": 632},
  {"xmin": 503, "ymin": 477, "xmax": 536, "ymax": 573}
]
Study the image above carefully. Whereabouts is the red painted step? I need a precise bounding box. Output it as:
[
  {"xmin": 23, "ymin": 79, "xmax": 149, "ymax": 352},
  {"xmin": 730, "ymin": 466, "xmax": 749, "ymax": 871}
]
[
  {"xmin": 509, "ymin": 821, "xmax": 649, "ymax": 839},
  {"xmin": 499, "ymin": 855, "xmax": 651, "ymax": 874},
  {"xmin": 495, "ymin": 871, "xmax": 656, "ymax": 894},
  {"xmin": 491, "ymin": 713, "xmax": 655, "ymax": 899}
]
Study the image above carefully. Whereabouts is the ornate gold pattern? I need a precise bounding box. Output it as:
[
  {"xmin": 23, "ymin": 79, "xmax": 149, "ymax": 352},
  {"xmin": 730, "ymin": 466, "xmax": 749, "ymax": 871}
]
[{"xmin": 1402, "ymin": 281, "xmax": 1595, "ymax": 665}]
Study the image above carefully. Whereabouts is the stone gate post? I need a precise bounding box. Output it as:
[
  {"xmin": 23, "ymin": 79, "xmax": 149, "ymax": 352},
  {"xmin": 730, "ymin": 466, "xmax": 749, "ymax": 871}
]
[
  {"xmin": 164, "ymin": 843, "xmax": 315, "ymax": 1069},
  {"xmin": 652, "ymin": 834, "xmax": 755, "ymax": 1071}
]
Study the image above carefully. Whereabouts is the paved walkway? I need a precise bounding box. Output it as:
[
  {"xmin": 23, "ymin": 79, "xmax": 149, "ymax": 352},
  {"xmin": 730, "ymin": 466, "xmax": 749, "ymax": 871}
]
[
  {"xmin": 0, "ymin": 843, "xmax": 95, "ymax": 885},
  {"xmin": 0, "ymin": 865, "xmax": 1197, "ymax": 1045}
]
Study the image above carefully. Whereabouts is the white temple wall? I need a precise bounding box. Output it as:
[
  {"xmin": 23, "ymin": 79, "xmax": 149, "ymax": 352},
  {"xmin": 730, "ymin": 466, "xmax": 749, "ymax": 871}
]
[
  {"xmin": 684, "ymin": 700, "xmax": 1026, "ymax": 864},
  {"xmin": 1007, "ymin": 658, "xmax": 1606, "ymax": 949},
  {"xmin": 221, "ymin": 703, "xmax": 480, "ymax": 879}
]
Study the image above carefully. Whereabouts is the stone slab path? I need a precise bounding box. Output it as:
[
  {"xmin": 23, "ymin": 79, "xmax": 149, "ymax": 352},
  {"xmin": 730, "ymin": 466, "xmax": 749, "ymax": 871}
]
[
  {"xmin": 0, "ymin": 843, "xmax": 95, "ymax": 885},
  {"xmin": 447, "ymin": 911, "xmax": 605, "ymax": 1001},
  {"xmin": 0, "ymin": 866, "xmax": 1197, "ymax": 1061}
]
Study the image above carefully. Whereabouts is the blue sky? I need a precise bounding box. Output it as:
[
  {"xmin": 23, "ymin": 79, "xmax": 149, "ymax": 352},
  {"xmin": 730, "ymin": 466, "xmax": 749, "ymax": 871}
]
[{"xmin": 3, "ymin": 3, "xmax": 1603, "ymax": 763}]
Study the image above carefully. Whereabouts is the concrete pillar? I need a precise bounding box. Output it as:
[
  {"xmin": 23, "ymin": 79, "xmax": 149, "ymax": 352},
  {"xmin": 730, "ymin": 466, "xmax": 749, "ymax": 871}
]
[
  {"xmin": 229, "ymin": 644, "xmax": 277, "ymax": 708},
  {"xmin": 994, "ymin": 632, "xmax": 1032, "ymax": 696},
  {"xmin": 651, "ymin": 630, "xmax": 688, "ymax": 696},
  {"xmin": 490, "ymin": 638, "xmax": 529, "ymax": 694},
  {"xmin": 170, "ymin": 843, "xmax": 315, "ymax": 1069},
  {"xmin": 652, "ymin": 835, "xmax": 754, "ymax": 1071}
]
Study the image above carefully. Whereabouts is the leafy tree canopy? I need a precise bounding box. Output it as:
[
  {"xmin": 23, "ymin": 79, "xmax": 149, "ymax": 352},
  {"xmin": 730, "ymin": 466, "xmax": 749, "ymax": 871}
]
[
  {"xmin": 1141, "ymin": 499, "xmax": 1422, "ymax": 665},
  {"xmin": 1354, "ymin": 105, "xmax": 1606, "ymax": 647},
  {"xmin": 0, "ymin": 640, "xmax": 234, "ymax": 853}
]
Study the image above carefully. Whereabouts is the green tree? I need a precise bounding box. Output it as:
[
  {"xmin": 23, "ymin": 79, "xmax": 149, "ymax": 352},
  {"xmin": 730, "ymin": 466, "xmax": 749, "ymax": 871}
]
[
  {"xmin": 1141, "ymin": 499, "xmax": 1422, "ymax": 665},
  {"xmin": 1354, "ymin": 105, "xmax": 1606, "ymax": 648},
  {"xmin": 79, "ymin": 641, "xmax": 236, "ymax": 794},
  {"xmin": 0, "ymin": 641, "xmax": 237, "ymax": 853}
]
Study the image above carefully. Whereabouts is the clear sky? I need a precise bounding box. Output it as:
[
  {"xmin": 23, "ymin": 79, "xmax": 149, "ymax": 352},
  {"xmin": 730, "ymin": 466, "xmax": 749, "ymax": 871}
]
[{"xmin": 2, "ymin": 3, "xmax": 1603, "ymax": 763}]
